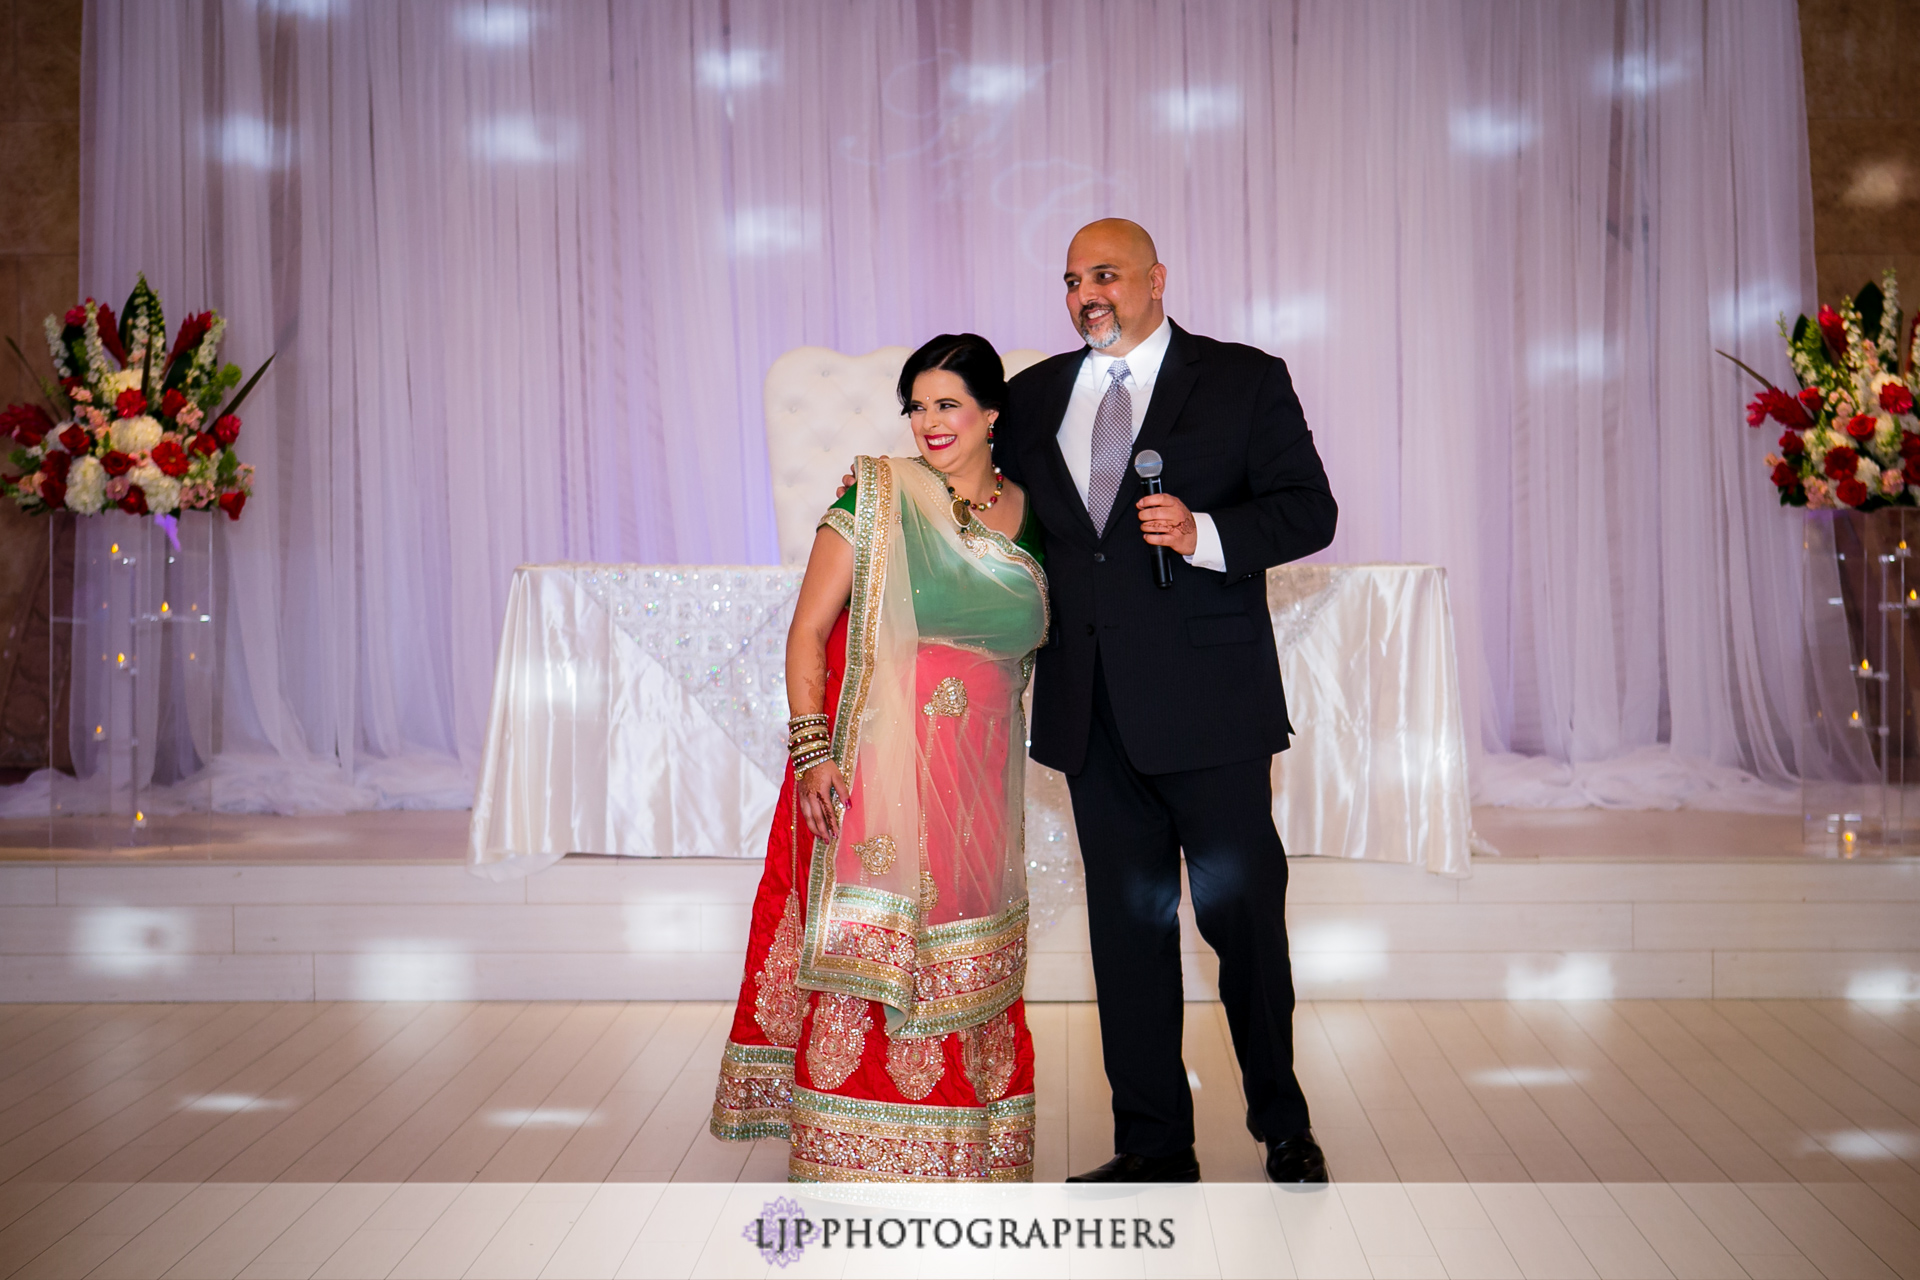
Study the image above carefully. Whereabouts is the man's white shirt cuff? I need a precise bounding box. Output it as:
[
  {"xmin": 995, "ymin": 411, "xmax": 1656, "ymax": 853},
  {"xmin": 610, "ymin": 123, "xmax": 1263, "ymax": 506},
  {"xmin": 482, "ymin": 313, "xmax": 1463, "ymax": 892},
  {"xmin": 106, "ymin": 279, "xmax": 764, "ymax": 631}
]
[{"xmin": 1183, "ymin": 513, "xmax": 1226, "ymax": 572}]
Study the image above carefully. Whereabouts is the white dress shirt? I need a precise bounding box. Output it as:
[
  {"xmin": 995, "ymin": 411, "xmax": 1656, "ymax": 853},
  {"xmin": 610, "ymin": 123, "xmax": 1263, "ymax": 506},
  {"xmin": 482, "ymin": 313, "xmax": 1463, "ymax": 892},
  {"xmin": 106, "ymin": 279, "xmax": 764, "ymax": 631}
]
[{"xmin": 1056, "ymin": 317, "xmax": 1226, "ymax": 572}]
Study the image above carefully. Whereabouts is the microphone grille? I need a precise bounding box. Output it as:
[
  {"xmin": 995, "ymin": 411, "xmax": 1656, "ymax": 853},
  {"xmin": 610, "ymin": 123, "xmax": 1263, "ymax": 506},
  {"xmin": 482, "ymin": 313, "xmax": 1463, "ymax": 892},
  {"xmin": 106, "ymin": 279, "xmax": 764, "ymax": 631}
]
[{"xmin": 1133, "ymin": 449, "xmax": 1164, "ymax": 478}]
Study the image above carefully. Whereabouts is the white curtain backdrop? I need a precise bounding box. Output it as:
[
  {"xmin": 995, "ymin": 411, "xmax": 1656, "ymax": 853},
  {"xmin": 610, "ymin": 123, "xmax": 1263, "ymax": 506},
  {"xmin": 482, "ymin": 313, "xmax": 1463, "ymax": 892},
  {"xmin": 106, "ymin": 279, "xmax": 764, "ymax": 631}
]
[{"xmin": 68, "ymin": 0, "xmax": 1814, "ymax": 811}]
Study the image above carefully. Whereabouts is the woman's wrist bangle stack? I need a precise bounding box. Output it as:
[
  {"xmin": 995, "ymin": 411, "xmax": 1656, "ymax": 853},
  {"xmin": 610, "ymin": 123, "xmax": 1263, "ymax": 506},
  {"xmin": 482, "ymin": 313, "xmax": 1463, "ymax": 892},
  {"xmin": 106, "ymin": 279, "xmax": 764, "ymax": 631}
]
[{"xmin": 788, "ymin": 714, "xmax": 832, "ymax": 776}]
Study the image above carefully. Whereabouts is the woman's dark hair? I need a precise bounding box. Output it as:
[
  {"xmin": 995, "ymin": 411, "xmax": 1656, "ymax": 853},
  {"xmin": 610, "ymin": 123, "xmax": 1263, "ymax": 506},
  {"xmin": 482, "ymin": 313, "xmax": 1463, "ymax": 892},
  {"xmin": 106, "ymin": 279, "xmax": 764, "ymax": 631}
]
[{"xmin": 897, "ymin": 333, "xmax": 1006, "ymax": 416}]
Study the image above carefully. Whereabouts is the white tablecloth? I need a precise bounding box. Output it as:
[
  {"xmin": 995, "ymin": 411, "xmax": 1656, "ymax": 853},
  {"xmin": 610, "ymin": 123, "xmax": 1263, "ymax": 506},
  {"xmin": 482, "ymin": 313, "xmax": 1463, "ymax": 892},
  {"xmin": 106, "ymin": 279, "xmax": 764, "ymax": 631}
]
[{"xmin": 469, "ymin": 563, "xmax": 1474, "ymax": 884}]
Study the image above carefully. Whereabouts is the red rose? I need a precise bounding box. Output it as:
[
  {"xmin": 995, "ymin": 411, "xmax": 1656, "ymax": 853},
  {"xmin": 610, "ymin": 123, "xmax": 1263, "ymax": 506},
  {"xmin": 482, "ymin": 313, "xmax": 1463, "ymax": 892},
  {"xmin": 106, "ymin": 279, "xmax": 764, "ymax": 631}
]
[
  {"xmin": 218, "ymin": 491, "xmax": 247, "ymax": 521},
  {"xmin": 94, "ymin": 303, "xmax": 127, "ymax": 366},
  {"xmin": 1819, "ymin": 305, "xmax": 1848, "ymax": 356},
  {"xmin": 1824, "ymin": 446, "xmax": 1860, "ymax": 479},
  {"xmin": 58, "ymin": 424, "xmax": 90, "ymax": 454},
  {"xmin": 1779, "ymin": 430, "xmax": 1806, "ymax": 455},
  {"xmin": 1771, "ymin": 462, "xmax": 1797, "ymax": 488},
  {"xmin": 118, "ymin": 485, "xmax": 149, "ymax": 516},
  {"xmin": 40, "ymin": 450, "xmax": 70, "ymax": 482},
  {"xmin": 158, "ymin": 388, "xmax": 190, "ymax": 420},
  {"xmin": 1847, "ymin": 413, "xmax": 1878, "ymax": 440},
  {"xmin": 1881, "ymin": 382, "xmax": 1916, "ymax": 415},
  {"xmin": 1, "ymin": 403, "xmax": 53, "ymax": 446},
  {"xmin": 164, "ymin": 311, "xmax": 212, "ymax": 374},
  {"xmin": 150, "ymin": 439, "xmax": 190, "ymax": 478},
  {"xmin": 213, "ymin": 414, "xmax": 241, "ymax": 447},
  {"xmin": 62, "ymin": 304, "xmax": 88, "ymax": 328},
  {"xmin": 1837, "ymin": 477, "xmax": 1870, "ymax": 507},
  {"xmin": 100, "ymin": 450, "xmax": 134, "ymax": 477},
  {"xmin": 189, "ymin": 432, "xmax": 219, "ymax": 456},
  {"xmin": 114, "ymin": 388, "xmax": 147, "ymax": 419},
  {"xmin": 42, "ymin": 478, "xmax": 66, "ymax": 510},
  {"xmin": 1903, "ymin": 432, "xmax": 1920, "ymax": 460}
]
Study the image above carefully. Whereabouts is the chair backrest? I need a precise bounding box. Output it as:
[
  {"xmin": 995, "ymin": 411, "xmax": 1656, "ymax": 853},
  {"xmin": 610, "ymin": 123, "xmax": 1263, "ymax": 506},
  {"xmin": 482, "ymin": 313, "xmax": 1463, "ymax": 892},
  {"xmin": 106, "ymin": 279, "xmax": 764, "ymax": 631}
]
[{"xmin": 764, "ymin": 345, "xmax": 1050, "ymax": 565}]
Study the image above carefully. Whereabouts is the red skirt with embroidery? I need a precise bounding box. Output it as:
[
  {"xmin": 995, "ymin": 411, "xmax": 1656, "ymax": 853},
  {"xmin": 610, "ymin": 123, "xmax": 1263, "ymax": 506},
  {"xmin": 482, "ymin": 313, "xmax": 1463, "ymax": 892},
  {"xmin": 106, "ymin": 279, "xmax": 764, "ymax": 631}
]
[{"xmin": 709, "ymin": 613, "xmax": 1036, "ymax": 1182}]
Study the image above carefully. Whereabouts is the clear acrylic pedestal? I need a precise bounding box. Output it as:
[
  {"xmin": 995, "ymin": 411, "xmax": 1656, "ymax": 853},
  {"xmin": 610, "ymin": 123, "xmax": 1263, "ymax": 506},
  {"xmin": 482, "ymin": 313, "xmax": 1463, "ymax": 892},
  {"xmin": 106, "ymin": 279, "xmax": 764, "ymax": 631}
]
[
  {"xmin": 1802, "ymin": 508, "xmax": 1920, "ymax": 855},
  {"xmin": 41, "ymin": 511, "xmax": 217, "ymax": 850}
]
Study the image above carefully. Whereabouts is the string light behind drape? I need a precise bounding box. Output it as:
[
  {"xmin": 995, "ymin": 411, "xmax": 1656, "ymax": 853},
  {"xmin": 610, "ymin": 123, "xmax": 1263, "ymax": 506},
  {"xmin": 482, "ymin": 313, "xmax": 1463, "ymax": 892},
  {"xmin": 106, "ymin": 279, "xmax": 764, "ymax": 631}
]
[{"xmin": 70, "ymin": 0, "xmax": 1814, "ymax": 810}]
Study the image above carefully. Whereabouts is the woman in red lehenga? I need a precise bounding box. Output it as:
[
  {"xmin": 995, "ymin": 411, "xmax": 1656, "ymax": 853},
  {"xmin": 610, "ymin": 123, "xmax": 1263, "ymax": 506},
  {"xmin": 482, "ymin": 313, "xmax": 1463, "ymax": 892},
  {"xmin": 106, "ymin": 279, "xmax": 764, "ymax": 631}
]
[{"xmin": 711, "ymin": 334, "xmax": 1049, "ymax": 1182}]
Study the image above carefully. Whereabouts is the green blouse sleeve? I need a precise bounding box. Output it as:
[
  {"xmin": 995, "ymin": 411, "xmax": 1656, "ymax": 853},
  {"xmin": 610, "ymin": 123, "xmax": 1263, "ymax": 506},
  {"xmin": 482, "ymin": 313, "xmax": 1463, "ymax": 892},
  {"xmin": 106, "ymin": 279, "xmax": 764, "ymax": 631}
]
[
  {"xmin": 1015, "ymin": 501, "xmax": 1044, "ymax": 565},
  {"xmin": 818, "ymin": 484, "xmax": 857, "ymax": 544}
]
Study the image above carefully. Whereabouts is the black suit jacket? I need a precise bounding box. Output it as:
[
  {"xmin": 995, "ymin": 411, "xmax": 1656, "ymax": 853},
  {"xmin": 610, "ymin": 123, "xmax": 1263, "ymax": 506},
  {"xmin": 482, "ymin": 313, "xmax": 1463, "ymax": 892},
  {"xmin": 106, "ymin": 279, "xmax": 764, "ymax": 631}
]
[{"xmin": 998, "ymin": 321, "xmax": 1337, "ymax": 776}]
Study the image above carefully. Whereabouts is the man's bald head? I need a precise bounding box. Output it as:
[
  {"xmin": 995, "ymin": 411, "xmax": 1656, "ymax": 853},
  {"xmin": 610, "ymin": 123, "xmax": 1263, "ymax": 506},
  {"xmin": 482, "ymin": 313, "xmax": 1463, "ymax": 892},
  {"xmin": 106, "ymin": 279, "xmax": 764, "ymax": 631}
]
[
  {"xmin": 1063, "ymin": 219, "xmax": 1166, "ymax": 356},
  {"xmin": 1069, "ymin": 218, "xmax": 1159, "ymax": 270}
]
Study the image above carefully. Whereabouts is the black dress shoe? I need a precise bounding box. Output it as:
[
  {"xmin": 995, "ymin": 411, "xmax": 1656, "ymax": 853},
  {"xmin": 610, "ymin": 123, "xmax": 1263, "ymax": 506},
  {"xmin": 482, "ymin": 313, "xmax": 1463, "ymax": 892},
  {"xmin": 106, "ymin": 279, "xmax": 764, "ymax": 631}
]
[
  {"xmin": 1265, "ymin": 1131, "xmax": 1329, "ymax": 1183},
  {"xmin": 1067, "ymin": 1149, "xmax": 1202, "ymax": 1183}
]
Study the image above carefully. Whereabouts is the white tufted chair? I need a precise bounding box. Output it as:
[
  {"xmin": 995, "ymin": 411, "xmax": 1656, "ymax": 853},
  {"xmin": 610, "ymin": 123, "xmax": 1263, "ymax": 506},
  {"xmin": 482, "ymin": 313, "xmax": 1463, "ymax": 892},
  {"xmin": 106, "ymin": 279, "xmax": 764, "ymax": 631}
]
[{"xmin": 764, "ymin": 346, "xmax": 1049, "ymax": 565}]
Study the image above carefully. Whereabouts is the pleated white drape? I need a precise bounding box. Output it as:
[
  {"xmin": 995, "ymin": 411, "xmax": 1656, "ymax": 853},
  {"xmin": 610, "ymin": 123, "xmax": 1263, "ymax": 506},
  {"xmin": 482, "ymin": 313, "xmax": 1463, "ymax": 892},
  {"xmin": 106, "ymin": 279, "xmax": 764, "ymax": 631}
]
[{"xmin": 71, "ymin": 0, "xmax": 1813, "ymax": 809}]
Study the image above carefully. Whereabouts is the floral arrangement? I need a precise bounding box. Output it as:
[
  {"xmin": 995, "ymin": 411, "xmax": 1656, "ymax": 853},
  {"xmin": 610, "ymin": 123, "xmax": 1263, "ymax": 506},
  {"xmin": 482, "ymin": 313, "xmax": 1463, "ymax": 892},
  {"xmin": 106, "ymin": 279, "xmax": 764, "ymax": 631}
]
[
  {"xmin": 0, "ymin": 275, "xmax": 269, "ymax": 520},
  {"xmin": 1738, "ymin": 270, "xmax": 1920, "ymax": 510}
]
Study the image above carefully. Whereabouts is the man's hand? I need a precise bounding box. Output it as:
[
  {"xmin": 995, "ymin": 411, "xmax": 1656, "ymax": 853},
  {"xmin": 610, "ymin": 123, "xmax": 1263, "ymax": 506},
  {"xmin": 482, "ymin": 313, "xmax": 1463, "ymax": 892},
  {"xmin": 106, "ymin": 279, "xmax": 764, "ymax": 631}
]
[{"xmin": 1137, "ymin": 492, "xmax": 1198, "ymax": 556}]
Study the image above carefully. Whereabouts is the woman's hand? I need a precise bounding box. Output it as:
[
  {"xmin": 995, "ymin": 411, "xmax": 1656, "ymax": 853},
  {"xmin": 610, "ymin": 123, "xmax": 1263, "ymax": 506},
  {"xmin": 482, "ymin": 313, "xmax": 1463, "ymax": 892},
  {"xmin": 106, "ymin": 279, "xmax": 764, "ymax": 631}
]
[{"xmin": 795, "ymin": 758, "xmax": 850, "ymax": 842}]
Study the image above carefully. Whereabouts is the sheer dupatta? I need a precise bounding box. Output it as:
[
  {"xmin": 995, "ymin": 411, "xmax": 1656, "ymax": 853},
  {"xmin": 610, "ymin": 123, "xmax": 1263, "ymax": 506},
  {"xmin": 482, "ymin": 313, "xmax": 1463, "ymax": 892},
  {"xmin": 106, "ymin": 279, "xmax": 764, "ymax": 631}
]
[{"xmin": 799, "ymin": 455, "xmax": 1048, "ymax": 1037}]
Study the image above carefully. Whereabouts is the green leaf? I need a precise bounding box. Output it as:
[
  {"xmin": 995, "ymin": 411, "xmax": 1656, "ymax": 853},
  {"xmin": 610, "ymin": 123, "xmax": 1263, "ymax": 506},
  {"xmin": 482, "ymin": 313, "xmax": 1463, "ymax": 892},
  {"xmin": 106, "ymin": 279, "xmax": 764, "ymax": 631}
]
[
  {"xmin": 118, "ymin": 274, "xmax": 165, "ymax": 359},
  {"xmin": 1856, "ymin": 282, "xmax": 1886, "ymax": 343},
  {"xmin": 211, "ymin": 352, "xmax": 274, "ymax": 422},
  {"xmin": 216, "ymin": 450, "xmax": 238, "ymax": 483}
]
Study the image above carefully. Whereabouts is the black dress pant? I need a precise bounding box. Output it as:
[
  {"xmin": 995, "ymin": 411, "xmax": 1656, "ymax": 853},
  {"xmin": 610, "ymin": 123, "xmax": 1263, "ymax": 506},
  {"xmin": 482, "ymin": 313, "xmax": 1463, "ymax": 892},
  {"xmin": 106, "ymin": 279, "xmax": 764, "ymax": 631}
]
[{"xmin": 1064, "ymin": 657, "xmax": 1312, "ymax": 1158}]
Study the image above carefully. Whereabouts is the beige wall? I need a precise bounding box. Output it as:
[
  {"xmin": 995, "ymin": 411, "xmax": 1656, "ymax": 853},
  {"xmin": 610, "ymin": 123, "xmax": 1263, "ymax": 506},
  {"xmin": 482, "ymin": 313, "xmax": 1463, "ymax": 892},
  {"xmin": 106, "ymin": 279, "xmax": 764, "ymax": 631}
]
[
  {"xmin": 0, "ymin": 1, "xmax": 80, "ymax": 774},
  {"xmin": 1801, "ymin": 0, "xmax": 1920, "ymax": 307},
  {"xmin": 0, "ymin": 0, "xmax": 81, "ymax": 407}
]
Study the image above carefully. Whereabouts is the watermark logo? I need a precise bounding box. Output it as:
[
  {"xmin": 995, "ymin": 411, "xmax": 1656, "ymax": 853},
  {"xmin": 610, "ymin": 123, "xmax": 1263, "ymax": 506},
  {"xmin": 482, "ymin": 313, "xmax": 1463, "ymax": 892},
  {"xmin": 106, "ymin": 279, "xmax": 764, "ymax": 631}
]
[{"xmin": 743, "ymin": 1197, "xmax": 810, "ymax": 1267}]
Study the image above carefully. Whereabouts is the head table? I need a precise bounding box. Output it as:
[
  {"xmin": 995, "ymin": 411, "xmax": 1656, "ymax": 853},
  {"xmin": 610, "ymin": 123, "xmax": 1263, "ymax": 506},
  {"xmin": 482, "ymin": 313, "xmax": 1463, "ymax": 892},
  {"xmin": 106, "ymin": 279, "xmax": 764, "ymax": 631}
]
[{"xmin": 469, "ymin": 563, "xmax": 1474, "ymax": 886}]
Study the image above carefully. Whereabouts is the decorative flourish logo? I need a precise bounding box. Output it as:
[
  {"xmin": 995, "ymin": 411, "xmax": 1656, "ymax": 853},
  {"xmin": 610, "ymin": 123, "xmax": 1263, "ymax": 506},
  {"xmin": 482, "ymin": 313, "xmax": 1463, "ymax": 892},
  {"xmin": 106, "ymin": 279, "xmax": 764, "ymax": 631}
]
[{"xmin": 744, "ymin": 1197, "xmax": 810, "ymax": 1267}]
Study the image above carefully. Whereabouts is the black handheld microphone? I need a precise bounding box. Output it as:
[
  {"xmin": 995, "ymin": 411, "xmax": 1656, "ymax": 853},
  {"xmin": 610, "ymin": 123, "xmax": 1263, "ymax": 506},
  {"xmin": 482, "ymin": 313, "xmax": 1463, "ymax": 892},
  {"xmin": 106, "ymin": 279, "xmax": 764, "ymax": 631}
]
[{"xmin": 1134, "ymin": 449, "xmax": 1174, "ymax": 590}]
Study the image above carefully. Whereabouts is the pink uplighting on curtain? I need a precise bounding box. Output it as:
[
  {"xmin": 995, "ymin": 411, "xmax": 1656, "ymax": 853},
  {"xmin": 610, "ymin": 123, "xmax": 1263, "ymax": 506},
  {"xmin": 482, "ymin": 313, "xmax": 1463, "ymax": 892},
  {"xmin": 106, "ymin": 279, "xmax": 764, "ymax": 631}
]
[{"xmin": 69, "ymin": 0, "xmax": 1813, "ymax": 810}]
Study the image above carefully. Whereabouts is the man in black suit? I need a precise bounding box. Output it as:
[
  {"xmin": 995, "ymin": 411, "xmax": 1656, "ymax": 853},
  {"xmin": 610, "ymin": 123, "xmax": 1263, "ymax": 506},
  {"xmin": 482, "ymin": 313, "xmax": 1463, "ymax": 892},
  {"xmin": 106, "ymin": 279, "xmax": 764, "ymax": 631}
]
[{"xmin": 997, "ymin": 218, "xmax": 1337, "ymax": 1183}]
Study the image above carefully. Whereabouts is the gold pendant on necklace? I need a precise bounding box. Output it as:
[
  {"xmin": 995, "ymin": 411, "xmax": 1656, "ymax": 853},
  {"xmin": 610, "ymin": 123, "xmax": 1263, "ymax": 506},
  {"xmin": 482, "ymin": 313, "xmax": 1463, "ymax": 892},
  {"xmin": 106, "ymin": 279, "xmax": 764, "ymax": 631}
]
[{"xmin": 951, "ymin": 496, "xmax": 974, "ymax": 527}]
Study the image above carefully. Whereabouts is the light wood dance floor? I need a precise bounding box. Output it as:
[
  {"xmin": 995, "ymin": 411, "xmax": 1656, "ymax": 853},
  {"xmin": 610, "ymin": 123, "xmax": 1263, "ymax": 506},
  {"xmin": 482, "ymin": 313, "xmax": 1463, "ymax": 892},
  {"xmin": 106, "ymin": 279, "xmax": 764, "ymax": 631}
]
[{"xmin": 0, "ymin": 997, "xmax": 1916, "ymax": 1276}]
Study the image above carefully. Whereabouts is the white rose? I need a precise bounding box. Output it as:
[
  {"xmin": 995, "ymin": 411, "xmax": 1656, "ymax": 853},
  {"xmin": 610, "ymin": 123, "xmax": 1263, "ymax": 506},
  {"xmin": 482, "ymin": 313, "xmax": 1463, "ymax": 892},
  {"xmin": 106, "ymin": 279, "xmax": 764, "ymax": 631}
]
[
  {"xmin": 127, "ymin": 462, "xmax": 181, "ymax": 514},
  {"xmin": 65, "ymin": 456, "xmax": 106, "ymax": 514},
  {"xmin": 104, "ymin": 368, "xmax": 142, "ymax": 397},
  {"xmin": 109, "ymin": 414, "xmax": 162, "ymax": 456},
  {"xmin": 1858, "ymin": 457, "xmax": 1882, "ymax": 492}
]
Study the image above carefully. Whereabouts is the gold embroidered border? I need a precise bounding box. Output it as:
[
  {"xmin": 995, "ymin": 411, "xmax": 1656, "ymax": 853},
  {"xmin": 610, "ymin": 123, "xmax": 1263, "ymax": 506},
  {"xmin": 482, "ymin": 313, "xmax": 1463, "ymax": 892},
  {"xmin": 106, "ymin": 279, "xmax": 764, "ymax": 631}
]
[
  {"xmin": 817, "ymin": 505, "xmax": 855, "ymax": 544},
  {"xmin": 802, "ymin": 882, "xmax": 919, "ymax": 1011},
  {"xmin": 895, "ymin": 900, "xmax": 1029, "ymax": 1038},
  {"xmin": 987, "ymin": 1093, "xmax": 1036, "ymax": 1182},
  {"xmin": 710, "ymin": 1041, "xmax": 795, "ymax": 1142},
  {"xmin": 801, "ymin": 457, "xmax": 901, "ymax": 1006},
  {"xmin": 788, "ymin": 1085, "xmax": 993, "ymax": 1183},
  {"xmin": 828, "ymin": 454, "xmax": 891, "ymax": 774}
]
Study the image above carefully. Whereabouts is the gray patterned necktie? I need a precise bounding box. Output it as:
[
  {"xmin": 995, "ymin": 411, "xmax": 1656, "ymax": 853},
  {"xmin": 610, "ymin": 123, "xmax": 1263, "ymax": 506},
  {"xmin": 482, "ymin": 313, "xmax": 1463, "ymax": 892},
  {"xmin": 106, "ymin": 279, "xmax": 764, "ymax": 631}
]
[{"xmin": 1086, "ymin": 363, "xmax": 1133, "ymax": 534}]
